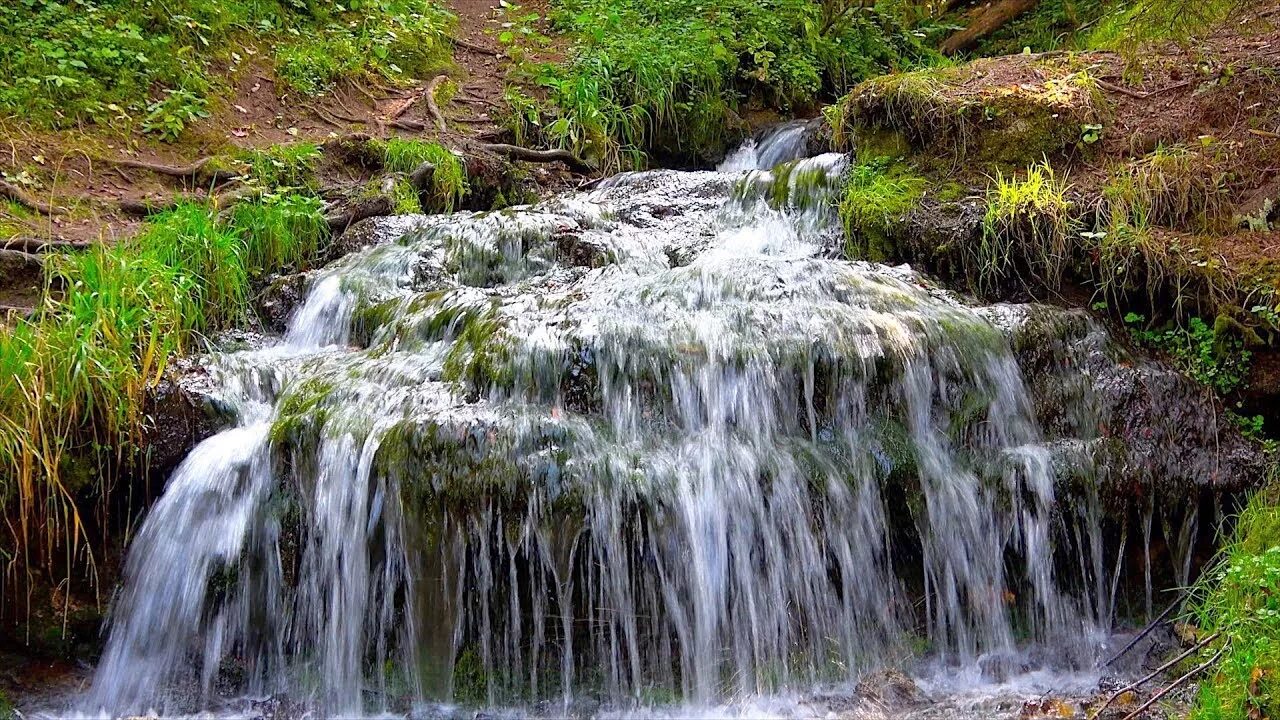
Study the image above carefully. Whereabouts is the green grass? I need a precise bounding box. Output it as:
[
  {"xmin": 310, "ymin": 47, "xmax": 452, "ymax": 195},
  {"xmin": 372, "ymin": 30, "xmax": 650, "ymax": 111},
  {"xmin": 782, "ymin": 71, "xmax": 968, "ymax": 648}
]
[
  {"xmin": 237, "ymin": 142, "xmax": 323, "ymax": 190},
  {"xmin": 382, "ymin": 138, "xmax": 469, "ymax": 212},
  {"xmin": 977, "ymin": 161, "xmax": 1074, "ymax": 294},
  {"xmin": 0, "ymin": 196, "xmax": 326, "ymax": 605},
  {"xmin": 508, "ymin": 0, "xmax": 933, "ymax": 169},
  {"xmin": 0, "ymin": 0, "xmax": 454, "ymax": 137},
  {"xmin": 1189, "ymin": 477, "xmax": 1280, "ymax": 719},
  {"xmin": 839, "ymin": 157, "xmax": 926, "ymax": 261}
]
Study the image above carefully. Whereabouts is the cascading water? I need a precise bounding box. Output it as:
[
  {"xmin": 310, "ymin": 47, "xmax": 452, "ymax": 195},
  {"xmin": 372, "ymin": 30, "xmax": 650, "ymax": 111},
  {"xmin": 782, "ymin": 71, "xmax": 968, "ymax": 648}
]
[{"xmin": 77, "ymin": 140, "xmax": 1172, "ymax": 718}]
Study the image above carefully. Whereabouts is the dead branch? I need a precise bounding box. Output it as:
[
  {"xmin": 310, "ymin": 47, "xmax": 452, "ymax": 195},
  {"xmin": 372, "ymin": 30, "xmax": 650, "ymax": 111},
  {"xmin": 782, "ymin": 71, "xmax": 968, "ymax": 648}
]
[
  {"xmin": 1089, "ymin": 631, "xmax": 1220, "ymax": 719},
  {"xmin": 0, "ymin": 179, "xmax": 66, "ymax": 215},
  {"xmin": 424, "ymin": 75, "xmax": 449, "ymax": 133},
  {"xmin": 2, "ymin": 236, "xmax": 93, "ymax": 253},
  {"xmin": 1117, "ymin": 642, "xmax": 1230, "ymax": 720},
  {"xmin": 940, "ymin": 0, "xmax": 1040, "ymax": 54},
  {"xmin": 1100, "ymin": 595, "xmax": 1185, "ymax": 669},
  {"xmin": 477, "ymin": 143, "xmax": 595, "ymax": 174}
]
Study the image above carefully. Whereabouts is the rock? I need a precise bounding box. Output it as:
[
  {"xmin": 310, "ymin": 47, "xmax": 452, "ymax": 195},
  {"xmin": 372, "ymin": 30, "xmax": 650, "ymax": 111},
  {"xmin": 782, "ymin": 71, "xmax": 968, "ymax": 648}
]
[
  {"xmin": 257, "ymin": 271, "xmax": 310, "ymax": 333},
  {"xmin": 140, "ymin": 362, "xmax": 225, "ymax": 479},
  {"xmin": 0, "ymin": 248, "xmax": 43, "ymax": 309},
  {"xmin": 855, "ymin": 669, "xmax": 931, "ymax": 711}
]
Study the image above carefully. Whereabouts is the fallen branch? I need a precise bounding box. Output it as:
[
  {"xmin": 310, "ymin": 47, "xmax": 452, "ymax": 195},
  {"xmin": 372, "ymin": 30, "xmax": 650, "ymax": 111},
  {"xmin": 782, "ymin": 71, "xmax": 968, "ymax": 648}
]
[
  {"xmin": 1100, "ymin": 595, "xmax": 1185, "ymax": 669},
  {"xmin": 1, "ymin": 236, "xmax": 93, "ymax": 253},
  {"xmin": 98, "ymin": 155, "xmax": 237, "ymax": 185},
  {"xmin": 424, "ymin": 75, "xmax": 449, "ymax": 133},
  {"xmin": 1117, "ymin": 642, "xmax": 1230, "ymax": 720},
  {"xmin": 1, "ymin": 179, "xmax": 66, "ymax": 215},
  {"xmin": 478, "ymin": 143, "xmax": 595, "ymax": 174},
  {"xmin": 940, "ymin": 0, "xmax": 1040, "ymax": 54},
  {"xmin": 1089, "ymin": 631, "xmax": 1220, "ymax": 719}
]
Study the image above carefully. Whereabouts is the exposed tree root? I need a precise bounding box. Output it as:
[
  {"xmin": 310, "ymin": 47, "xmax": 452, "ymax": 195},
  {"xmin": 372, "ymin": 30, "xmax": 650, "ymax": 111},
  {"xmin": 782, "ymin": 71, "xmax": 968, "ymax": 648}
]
[
  {"xmin": 2, "ymin": 236, "xmax": 93, "ymax": 253},
  {"xmin": 424, "ymin": 74, "xmax": 449, "ymax": 133},
  {"xmin": 1096, "ymin": 78, "xmax": 1193, "ymax": 99},
  {"xmin": 98, "ymin": 155, "xmax": 237, "ymax": 185},
  {"xmin": 477, "ymin": 143, "xmax": 595, "ymax": 174},
  {"xmin": 325, "ymin": 194, "xmax": 393, "ymax": 234},
  {"xmin": 1, "ymin": 179, "xmax": 66, "ymax": 215},
  {"xmin": 453, "ymin": 37, "xmax": 499, "ymax": 56}
]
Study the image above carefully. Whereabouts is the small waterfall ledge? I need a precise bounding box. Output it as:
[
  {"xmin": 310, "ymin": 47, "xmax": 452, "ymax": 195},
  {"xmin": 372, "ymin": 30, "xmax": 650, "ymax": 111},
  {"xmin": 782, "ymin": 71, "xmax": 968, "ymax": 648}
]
[{"xmin": 70, "ymin": 134, "xmax": 1263, "ymax": 719}]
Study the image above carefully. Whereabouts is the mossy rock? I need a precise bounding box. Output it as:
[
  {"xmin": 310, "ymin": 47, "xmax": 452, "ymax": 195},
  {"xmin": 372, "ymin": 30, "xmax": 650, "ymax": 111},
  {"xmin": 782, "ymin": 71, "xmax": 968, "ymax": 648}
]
[{"xmin": 838, "ymin": 58, "xmax": 1103, "ymax": 172}]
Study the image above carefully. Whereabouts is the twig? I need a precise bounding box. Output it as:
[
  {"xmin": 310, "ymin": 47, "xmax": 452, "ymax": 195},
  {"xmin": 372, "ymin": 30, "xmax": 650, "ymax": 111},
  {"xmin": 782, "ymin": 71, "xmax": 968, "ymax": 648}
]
[
  {"xmin": 478, "ymin": 143, "xmax": 595, "ymax": 174},
  {"xmin": 1101, "ymin": 595, "xmax": 1185, "ymax": 669},
  {"xmin": 1089, "ymin": 631, "xmax": 1220, "ymax": 719},
  {"xmin": 1117, "ymin": 643, "xmax": 1229, "ymax": 720},
  {"xmin": 0, "ymin": 179, "xmax": 66, "ymax": 215}
]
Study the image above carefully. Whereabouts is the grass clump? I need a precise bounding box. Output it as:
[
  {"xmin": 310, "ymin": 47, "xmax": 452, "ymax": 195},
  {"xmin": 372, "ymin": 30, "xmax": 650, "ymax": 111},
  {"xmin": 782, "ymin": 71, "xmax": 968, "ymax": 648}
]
[
  {"xmin": 512, "ymin": 0, "xmax": 930, "ymax": 169},
  {"xmin": 839, "ymin": 157, "xmax": 926, "ymax": 261},
  {"xmin": 382, "ymin": 139, "xmax": 469, "ymax": 212},
  {"xmin": 1189, "ymin": 477, "xmax": 1280, "ymax": 720},
  {"xmin": 977, "ymin": 161, "xmax": 1074, "ymax": 294},
  {"xmin": 1, "ymin": 198, "xmax": 325, "ymax": 613},
  {"xmin": 0, "ymin": 0, "xmax": 453, "ymax": 137},
  {"xmin": 237, "ymin": 143, "xmax": 323, "ymax": 190}
]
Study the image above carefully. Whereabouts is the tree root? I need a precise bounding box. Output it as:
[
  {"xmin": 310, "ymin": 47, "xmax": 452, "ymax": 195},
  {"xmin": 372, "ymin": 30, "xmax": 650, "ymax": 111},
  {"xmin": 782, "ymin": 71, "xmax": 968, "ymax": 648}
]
[
  {"xmin": 424, "ymin": 75, "xmax": 449, "ymax": 133},
  {"xmin": 477, "ymin": 143, "xmax": 595, "ymax": 174},
  {"xmin": 1, "ymin": 180, "xmax": 66, "ymax": 215},
  {"xmin": 2, "ymin": 236, "xmax": 93, "ymax": 253},
  {"xmin": 1096, "ymin": 78, "xmax": 1193, "ymax": 100},
  {"xmin": 98, "ymin": 155, "xmax": 237, "ymax": 186},
  {"xmin": 453, "ymin": 37, "xmax": 499, "ymax": 56}
]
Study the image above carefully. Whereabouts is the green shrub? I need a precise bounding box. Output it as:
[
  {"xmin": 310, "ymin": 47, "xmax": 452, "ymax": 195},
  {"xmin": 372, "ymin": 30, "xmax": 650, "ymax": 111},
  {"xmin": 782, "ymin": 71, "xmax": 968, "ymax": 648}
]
[{"xmin": 1125, "ymin": 314, "xmax": 1251, "ymax": 396}]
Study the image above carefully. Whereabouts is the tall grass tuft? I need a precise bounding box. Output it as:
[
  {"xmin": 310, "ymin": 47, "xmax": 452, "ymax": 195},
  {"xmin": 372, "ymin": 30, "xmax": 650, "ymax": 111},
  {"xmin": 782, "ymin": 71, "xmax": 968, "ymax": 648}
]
[
  {"xmin": 383, "ymin": 139, "xmax": 469, "ymax": 212},
  {"xmin": 1, "ymin": 197, "xmax": 327, "ymax": 618},
  {"xmin": 977, "ymin": 161, "xmax": 1074, "ymax": 295}
]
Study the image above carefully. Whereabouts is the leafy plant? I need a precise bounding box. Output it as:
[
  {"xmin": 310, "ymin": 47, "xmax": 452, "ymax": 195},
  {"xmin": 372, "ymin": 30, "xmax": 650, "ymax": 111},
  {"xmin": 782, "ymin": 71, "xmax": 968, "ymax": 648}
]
[
  {"xmin": 142, "ymin": 88, "xmax": 210, "ymax": 141},
  {"xmin": 1124, "ymin": 313, "xmax": 1251, "ymax": 396}
]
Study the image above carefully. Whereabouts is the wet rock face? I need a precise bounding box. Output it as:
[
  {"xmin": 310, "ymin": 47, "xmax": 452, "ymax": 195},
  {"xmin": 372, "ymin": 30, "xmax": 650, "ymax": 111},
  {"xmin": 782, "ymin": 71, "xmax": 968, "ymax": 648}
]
[
  {"xmin": 257, "ymin": 272, "xmax": 309, "ymax": 333},
  {"xmin": 1003, "ymin": 306, "xmax": 1266, "ymax": 495},
  {"xmin": 140, "ymin": 358, "xmax": 231, "ymax": 479}
]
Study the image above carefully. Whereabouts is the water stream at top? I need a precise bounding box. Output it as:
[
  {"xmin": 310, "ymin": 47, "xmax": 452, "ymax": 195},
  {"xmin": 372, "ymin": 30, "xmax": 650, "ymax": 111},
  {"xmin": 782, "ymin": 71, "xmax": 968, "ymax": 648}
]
[{"xmin": 72, "ymin": 130, "xmax": 1156, "ymax": 718}]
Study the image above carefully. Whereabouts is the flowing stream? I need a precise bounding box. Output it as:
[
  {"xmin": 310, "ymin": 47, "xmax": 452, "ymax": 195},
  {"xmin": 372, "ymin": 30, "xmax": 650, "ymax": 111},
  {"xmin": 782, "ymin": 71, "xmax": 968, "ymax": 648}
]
[{"xmin": 71, "ymin": 132, "xmax": 1191, "ymax": 718}]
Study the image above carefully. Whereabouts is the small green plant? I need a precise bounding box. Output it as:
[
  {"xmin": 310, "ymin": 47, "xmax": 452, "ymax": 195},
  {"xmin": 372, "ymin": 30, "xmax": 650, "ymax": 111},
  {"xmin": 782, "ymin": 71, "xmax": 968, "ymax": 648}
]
[
  {"xmin": 238, "ymin": 143, "xmax": 323, "ymax": 189},
  {"xmin": 1124, "ymin": 314, "xmax": 1252, "ymax": 396},
  {"xmin": 382, "ymin": 139, "xmax": 469, "ymax": 212},
  {"xmin": 142, "ymin": 88, "xmax": 211, "ymax": 141}
]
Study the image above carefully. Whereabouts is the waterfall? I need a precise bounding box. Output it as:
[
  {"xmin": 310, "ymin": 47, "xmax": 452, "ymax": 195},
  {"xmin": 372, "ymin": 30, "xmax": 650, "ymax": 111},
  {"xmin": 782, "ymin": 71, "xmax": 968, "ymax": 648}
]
[{"xmin": 82, "ymin": 149, "xmax": 1132, "ymax": 718}]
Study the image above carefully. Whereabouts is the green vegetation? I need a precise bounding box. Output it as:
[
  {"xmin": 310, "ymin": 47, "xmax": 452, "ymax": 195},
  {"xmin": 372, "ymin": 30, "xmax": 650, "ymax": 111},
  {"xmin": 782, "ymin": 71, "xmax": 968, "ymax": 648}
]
[
  {"xmin": 1189, "ymin": 477, "xmax": 1280, "ymax": 720},
  {"xmin": 507, "ymin": 0, "xmax": 932, "ymax": 168},
  {"xmin": 977, "ymin": 161, "xmax": 1074, "ymax": 294},
  {"xmin": 0, "ymin": 0, "xmax": 453, "ymax": 136},
  {"xmin": 382, "ymin": 138, "xmax": 470, "ymax": 212},
  {"xmin": 1124, "ymin": 314, "xmax": 1252, "ymax": 396},
  {"xmin": 0, "ymin": 198, "xmax": 326, "ymax": 597},
  {"xmin": 839, "ymin": 157, "xmax": 925, "ymax": 260}
]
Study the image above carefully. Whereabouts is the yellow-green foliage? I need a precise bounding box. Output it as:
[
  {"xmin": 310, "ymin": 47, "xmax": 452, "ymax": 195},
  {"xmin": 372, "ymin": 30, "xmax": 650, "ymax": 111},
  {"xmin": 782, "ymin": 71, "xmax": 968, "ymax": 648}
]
[
  {"xmin": 237, "ymin": 143, "xmax": 323, "ymax": 189},
  {"xmin": 1190, "ymin": 477, "xmax": 1280, "ymax": 719},
  {"xmin": 978, "ymin": 161, "xmax": 1074, "ymax": 293},
  {"xmin": 839, "ymin": 158, "xmax": 926, "ymax": 261},
  {"xmin": 0, "ymin": 198, "xmax": 325, "ymax": 600},
  {"xmin": 383, "ymin": 139, "xmax": 469, "ymax": 212},
  {"xmin": 1086, "ymin": 0, "xmax": 1245, "ymax": 51}
]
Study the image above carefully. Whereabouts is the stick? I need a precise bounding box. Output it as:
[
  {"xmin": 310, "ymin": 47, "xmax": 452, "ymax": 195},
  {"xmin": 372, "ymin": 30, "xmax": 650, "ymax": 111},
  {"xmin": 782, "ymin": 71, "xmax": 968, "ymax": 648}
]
[
  {"xmin": 1117, "ymin": 643, "xmax": 1229, "ymax": 720},
  {"xmin": 477, "ymin": 143, "xmax": 595, "ymax": 174},
  {"xmin": 1089, "ymin": 631, "xmax": 1220, "ymax": 719},
  {"xmin": 1100, "ymin": 595, "xmax": 1184, "ymax": 669},
  {"xmin": 0, "ymin": 179, "xmax": 66, "ymax": 215}
]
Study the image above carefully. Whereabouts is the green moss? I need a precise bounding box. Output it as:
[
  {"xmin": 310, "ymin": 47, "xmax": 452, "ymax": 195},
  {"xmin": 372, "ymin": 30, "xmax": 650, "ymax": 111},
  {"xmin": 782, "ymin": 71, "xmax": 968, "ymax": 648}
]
[
  {"xmin": 839, "ymin": 158, "xmax": 925, "ymax": 262},
  {"xmin": 269, "ymin": 377, "xmax": 336, "ymax": 445},
  {"xmin": 440, "ymin": 306, "xmax": 513, "ymax": 392}
]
